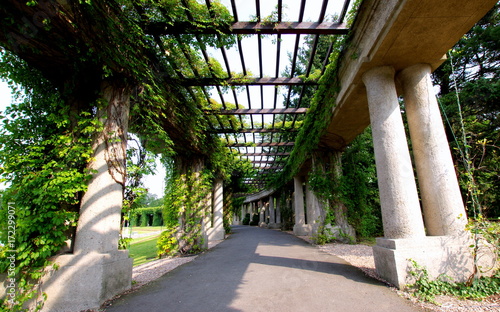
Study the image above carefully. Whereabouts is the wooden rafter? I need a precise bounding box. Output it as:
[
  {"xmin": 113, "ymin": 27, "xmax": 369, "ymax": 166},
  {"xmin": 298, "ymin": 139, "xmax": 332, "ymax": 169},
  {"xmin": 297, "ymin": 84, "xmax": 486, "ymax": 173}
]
[
  {"xmin": 145, "ymin": 21, "xmax": 349, "ymax": 35},
  {"xmin": 205, "ymin": 108, "xmax": 308, "ymax": 115},
  {"xmin": 228, "ymin": 142, "xmax": 294, "ymax": 147},
  {"xmin": 210, "ymin": 128, "xmax": 299, "ymax": 133},
  {"xmin": 171, "ymin": 77, "xmax": 317, "ymax": 86}
]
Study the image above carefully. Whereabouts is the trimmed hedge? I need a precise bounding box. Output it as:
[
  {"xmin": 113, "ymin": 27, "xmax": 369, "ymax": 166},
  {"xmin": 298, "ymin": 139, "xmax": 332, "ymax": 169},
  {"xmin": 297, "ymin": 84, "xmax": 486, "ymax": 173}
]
[{"xmin": 129, "ymin": 206, "xmax": 164, "ymax": 227}]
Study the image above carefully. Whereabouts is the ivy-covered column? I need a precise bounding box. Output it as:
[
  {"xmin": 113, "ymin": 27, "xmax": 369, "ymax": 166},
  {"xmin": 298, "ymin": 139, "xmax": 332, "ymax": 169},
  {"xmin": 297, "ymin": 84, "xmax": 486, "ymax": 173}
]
[
  {"xmin": 362, "ymin": 66, "xmax": 426, "ymax": 239},
  {"xmin": 329, "ymin": 151, "xmax": 356, "ymax": 240},
  {"xmin": 42, "ymin": 80, "xmax": 134, "ymax": 311},
  {"xmin": 398, "ymin": 64, "xmax": 467, "ymax": 236},
  {"xmin": 293, "ymin": 175, "xmax": 311, "ymax": 236},
  {"xmin": 208, "ymin": 178, "xmax": 225, "ymax": 241}
]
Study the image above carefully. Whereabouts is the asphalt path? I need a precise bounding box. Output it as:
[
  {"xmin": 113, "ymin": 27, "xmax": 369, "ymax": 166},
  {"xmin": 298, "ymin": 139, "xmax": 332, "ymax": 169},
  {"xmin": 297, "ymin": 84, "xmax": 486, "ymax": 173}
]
[{"xmin": 105, "ymin": 226, "xmax": 421, "ymax": 312}]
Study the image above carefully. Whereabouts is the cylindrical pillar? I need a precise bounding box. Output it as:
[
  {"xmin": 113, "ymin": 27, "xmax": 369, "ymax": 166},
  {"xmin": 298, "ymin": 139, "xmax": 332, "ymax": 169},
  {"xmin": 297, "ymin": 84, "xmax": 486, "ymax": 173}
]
[
  {"xmin": 259, "ymin": 199, "xmax": 264, "ymax": 225},
  {"xmin": 398, "ymin": 63, "xmax": 467, "ymax": 236},
  {"xmin": 269, "ymin": 196, "xmax": 276, "ymax": 224},
  {"xmin": 209, "ymin": 178, "xmax": 224, "ymax": 241},
  {"xmin": 293, "ymin": 176, "xmax": 305, "ymax": 226},
  {"xmin": 275, "ymin": 194, "xmax": 281, "ymax": 224},
  {"xmin": 362, "ymin": 66, "xmax": 425, "ymax": 239}
]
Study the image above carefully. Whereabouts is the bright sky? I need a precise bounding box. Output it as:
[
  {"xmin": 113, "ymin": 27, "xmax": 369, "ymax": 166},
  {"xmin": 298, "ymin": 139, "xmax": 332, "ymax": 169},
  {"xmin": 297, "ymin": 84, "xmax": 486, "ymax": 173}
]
[{"xmin": 0, "ymin": 1, "xmax": 349, "ymax": 197}]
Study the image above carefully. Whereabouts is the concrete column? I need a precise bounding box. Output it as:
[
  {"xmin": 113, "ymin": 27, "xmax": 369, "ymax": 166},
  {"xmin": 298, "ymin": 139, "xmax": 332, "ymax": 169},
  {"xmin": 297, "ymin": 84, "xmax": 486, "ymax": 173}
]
[
  {"xmin": 362, "ymin": 66, "xmax": 425, "ymax": 239},
  {"xmin": 398, "ymin": 64, "xmax": 467, "ymax": 236},
  {"xmin": 40, "ymin": 81, "xmax": 133, "ymax": 311},
  {"xmin": 207, "ymin": 178, "xmax": 224, "ymax": 241},
  {"xmin": 269, "ymin": 196, "xmax": 276, "ymax": 225},
  {"xmin": 293, "ymin": 176, "xmax": 311, "ymax": 236},
  {"xmin": 305, "ymin": 182, "xmax": 322, "ymax": 234},
  {"xmin": 264, "ymin": 201, "xmax": 269, "ymax": 222},
  {"xmin": 259, "ymin": 199, "xmax": 266, "ymax": 227},
  {"xmin": 275, "ymin": 194, "xmax": 282, "ymax": 225}
]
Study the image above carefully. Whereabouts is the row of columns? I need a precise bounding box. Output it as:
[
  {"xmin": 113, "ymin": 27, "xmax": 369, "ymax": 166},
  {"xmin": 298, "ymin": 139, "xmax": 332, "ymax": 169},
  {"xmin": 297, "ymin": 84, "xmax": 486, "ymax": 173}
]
[
  {"xmin": 241, "ymin": 196, "xmax": 282, "ymax": 229},
  {"xmin": 362, "ymin": 64, "xmax": 467, "ymax": 239},
  {"xmin": 362, "ymin": 64, "xmax": 470, "ymax": 288}
]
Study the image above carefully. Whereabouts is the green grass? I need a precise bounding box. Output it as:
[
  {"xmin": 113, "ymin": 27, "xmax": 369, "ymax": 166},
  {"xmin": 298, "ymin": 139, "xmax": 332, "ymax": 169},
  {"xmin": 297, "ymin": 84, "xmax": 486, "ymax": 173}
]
[
  {"xmin": 123, "ymin": 226, "xmax": 165, "ymax": 234},
  {"xmin": 129, "ymin": 234, "xmax": 160, "ymax": 267}
]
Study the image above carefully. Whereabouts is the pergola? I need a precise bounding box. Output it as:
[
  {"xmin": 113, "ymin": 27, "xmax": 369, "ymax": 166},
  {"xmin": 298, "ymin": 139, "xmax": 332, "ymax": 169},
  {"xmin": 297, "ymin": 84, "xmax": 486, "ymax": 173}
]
[{"xmin": 144, "ymin": 0, "xmax": 352, "ymax": 190}]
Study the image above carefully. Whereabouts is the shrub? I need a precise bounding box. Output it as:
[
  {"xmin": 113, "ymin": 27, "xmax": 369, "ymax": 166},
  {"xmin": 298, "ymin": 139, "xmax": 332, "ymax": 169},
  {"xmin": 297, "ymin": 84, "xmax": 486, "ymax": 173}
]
[
  {"xmin": 249, "ymin": 213, "xmax": 260, "ymax": 226},
  {"xmin": 156, "ymin": 228, "xmax": 178, "ymax": 258},
  {"xmin": 242, "ymin": 213, "xmax": 250, "ymax": 225}
]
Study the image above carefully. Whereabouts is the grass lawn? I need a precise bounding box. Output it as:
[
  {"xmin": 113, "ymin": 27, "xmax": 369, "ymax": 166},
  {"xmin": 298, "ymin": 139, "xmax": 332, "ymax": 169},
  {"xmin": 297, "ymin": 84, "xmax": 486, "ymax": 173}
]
[
  {"xmin": 129, "ymin": 234, "xmax": 160, "ymax": 267},
  {"xmin": 123, "ymin": 226, "xmax": 165, "ymax": 234}
]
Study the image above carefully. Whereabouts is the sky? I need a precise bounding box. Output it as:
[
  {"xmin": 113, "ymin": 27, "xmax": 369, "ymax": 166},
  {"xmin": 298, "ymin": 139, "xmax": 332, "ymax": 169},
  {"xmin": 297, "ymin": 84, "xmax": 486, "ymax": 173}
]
[{"xmin": 0, "ymin": 1, "xmax": 349, "ymax": 197}]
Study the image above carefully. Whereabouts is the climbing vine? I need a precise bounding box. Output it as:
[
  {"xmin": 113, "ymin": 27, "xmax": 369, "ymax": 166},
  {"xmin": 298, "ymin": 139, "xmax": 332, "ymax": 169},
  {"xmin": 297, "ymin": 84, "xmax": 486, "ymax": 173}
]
[
  {"xmin": 159, "ymin": 164, "xmax": 212, "ymax": 257},
  {"xmin": 0, "ymin": 52, "xmax": 98, "ymax": 309}
]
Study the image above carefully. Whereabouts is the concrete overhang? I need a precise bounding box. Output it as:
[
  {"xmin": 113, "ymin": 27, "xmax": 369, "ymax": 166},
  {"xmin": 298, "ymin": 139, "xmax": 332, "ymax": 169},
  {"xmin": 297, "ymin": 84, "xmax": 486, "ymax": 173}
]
[{"xmin": 320, "ymin": 0, "xmax": 498, "ymax": 150}]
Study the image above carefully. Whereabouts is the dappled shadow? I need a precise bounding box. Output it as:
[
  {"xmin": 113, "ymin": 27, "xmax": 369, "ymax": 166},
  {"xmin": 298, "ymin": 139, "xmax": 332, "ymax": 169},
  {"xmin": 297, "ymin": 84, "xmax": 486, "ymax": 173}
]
[{"xmin": 104, "ymin": 226, "xmax": 417, "ymax": 312}]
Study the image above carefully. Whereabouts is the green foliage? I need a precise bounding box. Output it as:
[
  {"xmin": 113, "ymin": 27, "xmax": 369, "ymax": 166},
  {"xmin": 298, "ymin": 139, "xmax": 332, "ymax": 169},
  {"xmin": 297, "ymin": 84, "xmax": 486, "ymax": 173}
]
[
  {"xmin": 0, "ymin": 53, "xmax": 97, "ymax": 309},
  {"xmin": 432, "ymin": 4, "xmax": 500, "ymax": 219},
  {"xmin": 242, "ymin": 213, "xmax": 251, "ymax": 225},
  {"xmin": 407, "ymin": 259, "xmax": 500, "ymax": 303},
  {"xmin": 118, "ymin": 237, "xmax": 132, "ymax": 250},
  {"xmin": 339, "ymin": 129, "xmax": 382, "ymax": 238},
  {"xmin": 466, "ymin": 216, "xmax": 500, "ymax": 274},
  {"xmin": 161, "ymin": 164, "xmax": 211, "ymax": 255},
  {"xmin": 129, "ymin": 207, "xmax": 164, "ymax": 227},
  {"xmin": 249, "ymin": 214, "xmax": 260, "ymax": 226},
  {"xmin": 270, "ymin": 1, "xmax": 362, "ymax": 189},
  {"xmin": 156, "ymin": 228, "xmax": 178, "ymax": 258},
  {"xmin": 311, "ymin": 225, "xmax": 335, "ymax": 245}
]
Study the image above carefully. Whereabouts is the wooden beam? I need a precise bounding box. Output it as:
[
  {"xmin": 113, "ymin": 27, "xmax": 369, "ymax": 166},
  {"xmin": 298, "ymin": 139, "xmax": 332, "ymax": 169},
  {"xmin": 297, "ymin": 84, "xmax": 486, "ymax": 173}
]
[
  {"xmin": 145, "ymin": 21, "xmax": 349, "ymax": 35},
  {"xmin": 205, "ymin": 108, "xmax": 308, "ymax": 115},
  {"xmin": 240, "ymin": 152, "xmax": 290, "ymax": 156},
  {"xmin": 210, "ymin": 128, "xmax": 299, "ymax": 133},
  {"xmin": 228, "ymin": 142, "xmax": 294, "ymax": 147},
  {"xmin": 173, "ymin": 77, "xmax": 316, "ymax": 86}
]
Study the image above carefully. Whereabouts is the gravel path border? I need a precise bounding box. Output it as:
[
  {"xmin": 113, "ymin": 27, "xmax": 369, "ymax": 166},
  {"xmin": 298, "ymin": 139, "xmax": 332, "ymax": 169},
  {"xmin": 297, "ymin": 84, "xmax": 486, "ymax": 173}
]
[{"xmin": 296, "ymin": 235, "xmax": 500, "ymax": 312}]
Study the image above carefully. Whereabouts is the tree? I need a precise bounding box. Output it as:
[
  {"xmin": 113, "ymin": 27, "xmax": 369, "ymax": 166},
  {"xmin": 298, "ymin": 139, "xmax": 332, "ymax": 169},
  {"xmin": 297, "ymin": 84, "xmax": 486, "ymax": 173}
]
[{"xmin": 432, "ymin": 4, "xmax": 500, "ymax": 219}]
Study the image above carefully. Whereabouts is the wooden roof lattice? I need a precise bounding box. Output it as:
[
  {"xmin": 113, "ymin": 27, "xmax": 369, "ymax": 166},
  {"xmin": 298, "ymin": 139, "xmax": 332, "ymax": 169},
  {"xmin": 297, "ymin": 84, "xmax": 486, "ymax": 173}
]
[{"xmin": 148, "ymin": 0, "xmax": 352, "ymax": 191}]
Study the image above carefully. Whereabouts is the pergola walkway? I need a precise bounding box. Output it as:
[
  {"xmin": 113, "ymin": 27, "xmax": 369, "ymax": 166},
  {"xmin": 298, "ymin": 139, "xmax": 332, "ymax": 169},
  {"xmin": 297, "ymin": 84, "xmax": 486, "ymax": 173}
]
[{"xmin": 105, "ymin": 226, "xmax": 420, "ymax": 312}]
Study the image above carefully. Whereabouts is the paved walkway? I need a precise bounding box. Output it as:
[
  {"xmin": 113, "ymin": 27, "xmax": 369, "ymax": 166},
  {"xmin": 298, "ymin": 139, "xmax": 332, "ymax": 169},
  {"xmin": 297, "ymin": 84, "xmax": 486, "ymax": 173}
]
[{"xmin": 106, "ymin": 226, "xmax": 421, "ymax": 312}]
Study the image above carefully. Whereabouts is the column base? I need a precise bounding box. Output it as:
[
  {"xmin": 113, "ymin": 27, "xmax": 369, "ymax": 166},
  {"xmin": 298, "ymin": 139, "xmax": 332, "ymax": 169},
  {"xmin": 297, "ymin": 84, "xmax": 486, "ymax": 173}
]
[
  {"xmin": 38, "ymin": 250, "xmax": 132, "ymax": 312},
  {"xmin": 259, "ymin": 222, "xmax": 268, "ymax": 228},
  {"xmin": 207, "ymin": 227, "xmax": 225, "ymax": 241},
  {"xmin": 267, "ymin": 222, "xmax": 281, "ymax": 229},
  {"xmin": 373, "ymin": 236, "xmax": 496, "ymax": 289},
  {"xmin": 293, "ymin": 224, "xmax": 312, "ymax": 236}
]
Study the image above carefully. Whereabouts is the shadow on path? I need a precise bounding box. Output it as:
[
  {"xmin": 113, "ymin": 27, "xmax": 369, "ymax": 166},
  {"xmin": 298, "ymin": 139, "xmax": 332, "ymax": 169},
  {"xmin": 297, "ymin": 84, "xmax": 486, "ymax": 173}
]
[{"xmin": 105, "ymin": 226, "xmax": 421, "ymax": 312}]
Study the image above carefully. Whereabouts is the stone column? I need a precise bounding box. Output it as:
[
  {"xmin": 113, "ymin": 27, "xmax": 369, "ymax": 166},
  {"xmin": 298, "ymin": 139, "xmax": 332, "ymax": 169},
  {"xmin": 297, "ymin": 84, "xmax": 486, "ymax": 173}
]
[
  {"xmin": 259, "ymin": 199, "xmax": 266, "ymax": 227},
  {"xmin": 362, "ymin": 66, "xmax": 426, "ymax": 239},
  {"xmin": 208, "ymin": 178, "xmax": 225, "ymax": 241},
  {"xmin": 41, "ymin": 81, "xmax": 133, "ymax": 311},
  {"xmin": 275, "ymin": 194, "xmax": 282, "ymax": 226},
  {"xmin": 268, "ymin": 195, "xmax": 277, "ymax": 228},
  {"xmin": 398, "ymin": 64, "xmax": 467, "ymax": 236},
  {"xmin": 293, "ymin": 176, "xmax": 311, "ymax": 236},
  {"xmin": 305, "ymin": 182, "xmax": 322, "ymax": 235}
]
